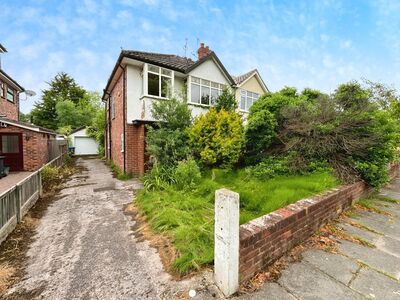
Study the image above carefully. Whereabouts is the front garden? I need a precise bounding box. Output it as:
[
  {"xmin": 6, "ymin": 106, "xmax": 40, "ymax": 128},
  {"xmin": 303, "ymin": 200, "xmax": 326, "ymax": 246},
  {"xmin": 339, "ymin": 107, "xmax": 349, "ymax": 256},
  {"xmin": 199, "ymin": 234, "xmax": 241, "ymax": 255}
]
[{"xmin": 135, "ymin": 81, "xmax": 400, "ymax": 275}]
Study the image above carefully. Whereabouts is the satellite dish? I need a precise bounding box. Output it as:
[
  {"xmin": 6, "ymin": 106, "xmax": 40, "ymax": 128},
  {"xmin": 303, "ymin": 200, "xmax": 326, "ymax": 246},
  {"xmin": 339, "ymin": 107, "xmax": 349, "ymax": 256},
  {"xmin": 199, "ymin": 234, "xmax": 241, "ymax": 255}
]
[{"xmin": 25, "ymin": 90, "xmax": 36, "ymax": 97}]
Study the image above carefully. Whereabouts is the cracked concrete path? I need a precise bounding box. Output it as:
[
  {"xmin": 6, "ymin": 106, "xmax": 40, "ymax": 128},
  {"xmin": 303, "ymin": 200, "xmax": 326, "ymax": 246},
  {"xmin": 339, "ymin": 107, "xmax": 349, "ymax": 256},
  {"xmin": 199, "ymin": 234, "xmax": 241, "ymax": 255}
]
[
  {"xmin": 6, "ymin": 157, "xmax": 190, "ymax": 300},
  {"xmin": 237, "ymin": 176, "xmax": 400, "ymax": 300}
]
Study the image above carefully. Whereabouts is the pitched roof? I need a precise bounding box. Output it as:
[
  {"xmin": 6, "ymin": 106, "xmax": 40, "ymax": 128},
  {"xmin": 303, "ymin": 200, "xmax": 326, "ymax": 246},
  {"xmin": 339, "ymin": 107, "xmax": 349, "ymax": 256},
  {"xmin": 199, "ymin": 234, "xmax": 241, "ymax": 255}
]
[
  {"xmin": 103, "ymin": 50, "xmax": 236, "ymax": 99},
  {"xmin": 0, "ymin": 117, "xmax": 56, "ymax": 135},
  {"xmin": 0, "ymin": 69, "xmax": 24, "ymax": 91},
  {"xmin": 122, "ymin": 50, "xmax": 195, "ymax": 73},
  {"xmin": 232, "ymin": 69, "xmax": 257, "ymax": 85}
]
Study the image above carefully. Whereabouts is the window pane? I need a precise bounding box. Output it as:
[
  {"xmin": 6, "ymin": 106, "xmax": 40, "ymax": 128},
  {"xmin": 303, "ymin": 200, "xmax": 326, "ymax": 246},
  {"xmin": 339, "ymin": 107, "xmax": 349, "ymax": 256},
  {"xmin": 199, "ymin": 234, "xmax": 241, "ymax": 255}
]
[
  {"xmin": 201, "ymin": 86, "xmax": 210, "ymax": 105},
  {"xmin": 220, "ymin": 84, "xmax": 227, "ymax": 90},
  {"xmin": 191, "ymin": 83, "xmax": 200, "ymax": 103},
  {"xmin": 2, "ymin": 135, "xmax": 19, "ymax": 153},
  {"xmin": 201, "ymin": 79, "xmax": 210, "ymax": 86},
  {"xmin": 240, "ymin": 96, "xmax": 246, "ymax": 110},
  {"xmin": 7, "ymin": 88, "xmax": 14, "ymax": 102},
  {"xmin": 161, "ymin": 76, "xmax": 171, "ymax": 98},
  {"xmin": 241, "ymin": 90, "xmax": 246, "ymax": 96},
  {"xmin": 246, "ymin": 97, "xmax": 253, "ymax": 110},
  {"xmin": 192, "ymin": 77, "xmax": 200, "ymax": 84},
  {"xmin": 211, "ymin": 82, "xmax": 219, "ymax": 88},
  {"xmin": 0, "ymin": 82, "xmax": 3, "ymax": 97},
  {"xmin": 148, "ymin": 73, "xmax": 160, "ymax": 96},
  {"xmin": 253, "ymin": 93, "xmax": 259, "ymax": 99},
  {"xmin": 161, "ymin": 68, "xmax": 172, "ymax": 77},
  {"xmin": 211, "ymin": 88, "xmax": 219, "ymax": 105},
  {"xmin": 148, "ymin": 65, "xmax": 159, "ymax": 73}
]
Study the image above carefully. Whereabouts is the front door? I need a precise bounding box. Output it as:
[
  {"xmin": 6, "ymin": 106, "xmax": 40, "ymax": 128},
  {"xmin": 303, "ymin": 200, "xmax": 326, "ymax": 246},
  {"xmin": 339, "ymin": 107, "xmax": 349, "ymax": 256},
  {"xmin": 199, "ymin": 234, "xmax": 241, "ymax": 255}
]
[{"xmin": 0, "ymin": 133, "xmax": 23, "ymax": 171}]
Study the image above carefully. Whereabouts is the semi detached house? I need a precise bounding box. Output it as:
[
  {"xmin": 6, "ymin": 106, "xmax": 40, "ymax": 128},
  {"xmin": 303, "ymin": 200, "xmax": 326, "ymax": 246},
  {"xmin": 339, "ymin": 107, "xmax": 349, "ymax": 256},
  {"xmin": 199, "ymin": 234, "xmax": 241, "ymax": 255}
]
[{"xmin": 103, "ymin": 43, "xmax": 268, "ymax": 175}]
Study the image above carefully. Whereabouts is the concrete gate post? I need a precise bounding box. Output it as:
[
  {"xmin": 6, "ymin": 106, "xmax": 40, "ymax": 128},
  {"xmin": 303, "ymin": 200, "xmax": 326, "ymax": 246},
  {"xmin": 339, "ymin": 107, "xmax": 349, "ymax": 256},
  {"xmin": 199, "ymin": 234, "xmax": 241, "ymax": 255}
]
[{"xmin": 214, "ymin": 188, "xmax": 240, "ymax": 297}]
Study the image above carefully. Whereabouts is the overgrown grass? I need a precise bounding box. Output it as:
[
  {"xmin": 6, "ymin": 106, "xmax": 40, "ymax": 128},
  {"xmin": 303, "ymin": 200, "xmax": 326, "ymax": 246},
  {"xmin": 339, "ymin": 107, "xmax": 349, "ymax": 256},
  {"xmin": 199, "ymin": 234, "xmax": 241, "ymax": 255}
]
[
  {"xmin": 104, "ymin": 159, "xmax": 133, "ymax": 180},
  {"xmin": 135, "ymin": 169, "xmax": 337, "ymax": 275}
]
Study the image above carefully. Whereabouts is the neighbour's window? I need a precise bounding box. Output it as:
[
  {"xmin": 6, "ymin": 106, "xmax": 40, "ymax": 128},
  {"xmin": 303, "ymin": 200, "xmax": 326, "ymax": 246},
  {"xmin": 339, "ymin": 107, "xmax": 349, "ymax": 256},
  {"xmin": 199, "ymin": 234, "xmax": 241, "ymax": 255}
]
[
  {"xmin": 147, "ymin": 65, "xmax": 172, "ymax": 98},
  {"xmin": 190, "ymin": 76, "xmax": 225, "ymax": 106},
  {"xmin": 7, "ymin": 87, "xmax": 14, "ymax": 102},
  {"xmin": 240, "ymin": 90, "xmax": 259, "ymax": 111},
  {"xmin": 0, "ymin": 82, "xmax": 4, "ymax": 98},
  {"xmin": 111, "ymin": 97, "xmax": 115, "ymax": 119},
  {"xmin": 1, "ymin": 135, "xmax": 19, "ymax": 153},
  {"xmin": 121, "ymin": 133, "xmax": 124, "ymax": 152}
]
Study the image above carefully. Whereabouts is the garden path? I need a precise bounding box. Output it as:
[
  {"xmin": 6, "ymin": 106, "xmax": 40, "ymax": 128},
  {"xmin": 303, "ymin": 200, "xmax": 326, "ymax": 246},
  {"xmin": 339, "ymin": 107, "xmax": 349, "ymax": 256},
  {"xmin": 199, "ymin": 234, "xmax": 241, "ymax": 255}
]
[{"xmin": 5, "ymin": 157, "xmax": 208, "ymax": 299}]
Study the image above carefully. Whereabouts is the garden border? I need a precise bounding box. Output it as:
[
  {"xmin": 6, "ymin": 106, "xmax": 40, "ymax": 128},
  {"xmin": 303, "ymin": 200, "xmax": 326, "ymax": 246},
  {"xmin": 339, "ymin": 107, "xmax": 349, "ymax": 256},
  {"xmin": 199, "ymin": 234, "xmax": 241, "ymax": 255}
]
[{"xmin": 238, "ymin": 164, "xmax": 400, "ymax": 283}]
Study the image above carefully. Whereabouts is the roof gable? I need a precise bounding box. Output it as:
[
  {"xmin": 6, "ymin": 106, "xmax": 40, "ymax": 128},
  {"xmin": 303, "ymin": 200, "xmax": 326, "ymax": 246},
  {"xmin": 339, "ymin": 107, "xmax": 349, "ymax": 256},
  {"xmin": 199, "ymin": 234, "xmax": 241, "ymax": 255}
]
[{"xmin": 233, "ymin": 69, "xmax": 269, "ymax": 93}]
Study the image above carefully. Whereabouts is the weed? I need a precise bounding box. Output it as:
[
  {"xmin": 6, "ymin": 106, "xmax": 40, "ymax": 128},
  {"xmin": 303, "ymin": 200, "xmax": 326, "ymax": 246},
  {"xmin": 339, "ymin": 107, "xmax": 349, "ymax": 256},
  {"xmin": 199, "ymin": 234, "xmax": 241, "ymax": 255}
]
[{"xmin": 136, "ymin": 170, "xmax": 337, "ymax": 275}]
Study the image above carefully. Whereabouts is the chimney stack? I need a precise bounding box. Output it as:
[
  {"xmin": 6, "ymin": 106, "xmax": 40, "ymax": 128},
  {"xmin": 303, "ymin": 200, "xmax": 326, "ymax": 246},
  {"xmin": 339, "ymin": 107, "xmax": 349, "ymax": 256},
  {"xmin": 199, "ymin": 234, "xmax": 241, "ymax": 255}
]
[{"xmin": 197, "ymin": 42, "xmax": 211, "ymax": 60}]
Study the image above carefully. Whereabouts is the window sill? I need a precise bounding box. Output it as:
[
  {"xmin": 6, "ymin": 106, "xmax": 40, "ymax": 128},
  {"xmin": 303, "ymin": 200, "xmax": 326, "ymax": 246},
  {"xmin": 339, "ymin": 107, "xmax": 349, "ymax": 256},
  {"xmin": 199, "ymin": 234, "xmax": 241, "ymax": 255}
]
[
  {"xmin": 140, "ymin": 94, "xmax": 170, "ymax": 101},
  {"xmin": 188, "ymin": 102, "xmax": 213, "ymax": 108}
]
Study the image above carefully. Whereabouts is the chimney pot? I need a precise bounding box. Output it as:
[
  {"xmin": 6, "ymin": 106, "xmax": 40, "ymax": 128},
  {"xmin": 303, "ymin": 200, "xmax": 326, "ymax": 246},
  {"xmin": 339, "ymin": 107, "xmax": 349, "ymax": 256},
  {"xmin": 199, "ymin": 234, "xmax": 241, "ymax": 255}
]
[{"xmin": 197, "ymin": 42, "xmax": 211, "ymax": 60}]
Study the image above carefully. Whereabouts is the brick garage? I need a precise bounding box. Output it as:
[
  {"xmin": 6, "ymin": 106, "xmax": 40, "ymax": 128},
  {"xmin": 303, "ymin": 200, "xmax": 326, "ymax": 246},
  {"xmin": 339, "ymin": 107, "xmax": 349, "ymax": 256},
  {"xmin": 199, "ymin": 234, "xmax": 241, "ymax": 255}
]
[
  {"xmin": 0, "ymin": 119, "xmax": 56, "ymax": 171},
  {"xmin": 238, "ymin": 164, "xmax": 400, "ymax": 283}
]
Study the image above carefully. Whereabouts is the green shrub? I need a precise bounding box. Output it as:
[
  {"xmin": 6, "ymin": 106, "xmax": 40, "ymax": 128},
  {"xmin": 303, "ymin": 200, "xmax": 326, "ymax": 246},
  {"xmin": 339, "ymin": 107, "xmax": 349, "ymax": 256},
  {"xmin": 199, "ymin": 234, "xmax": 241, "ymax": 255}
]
[
  {"xmin": 188, "ymin": 108, "xmax": 244, "ymax": 168},
  {"xmin": 245, "ymin": 157, "xmax": 290, "ymax": 180},
  {"xmin": 174, "ymin": 158, "xmax": 202, "ymax": 191},
  {"xmin": 41, "ymin": 165, "xmax": 60, "ymax": 189},
  {"xmin": 146, "ymin": 98, "xmax": 192, "ymax": 167},
  {"xmin": 142, "ymin": 163, "xmax": 175, "ymax": 191},
  {"xmin": 215, "ymin": 88, "xmax": 237, "ymax": 111}
]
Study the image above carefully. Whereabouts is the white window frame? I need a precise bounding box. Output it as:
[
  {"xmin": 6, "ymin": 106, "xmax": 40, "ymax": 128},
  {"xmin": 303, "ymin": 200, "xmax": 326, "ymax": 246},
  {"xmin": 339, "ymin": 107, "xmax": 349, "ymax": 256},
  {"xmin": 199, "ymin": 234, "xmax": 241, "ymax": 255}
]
[
  {"xmin": 189, "ymin": 76, "xmax": 226, "ymax": 106},
  {"xmin": 240, "ymin": 89, "xmax": 260, "ymax": 112},
  {"xmin": 145, "ymin": 63, "xmax": 174, "ymax": 99},
  {"xmin": 110, "ymin": 96, "xmax": 115, "ymax": 119},
  {"xmin": 0, "ymin": 81, "xmax": 4, "ymax": 98},
  {"xmin": 6, "ymin": 86, "xmax": 14, "ymax": 102}
]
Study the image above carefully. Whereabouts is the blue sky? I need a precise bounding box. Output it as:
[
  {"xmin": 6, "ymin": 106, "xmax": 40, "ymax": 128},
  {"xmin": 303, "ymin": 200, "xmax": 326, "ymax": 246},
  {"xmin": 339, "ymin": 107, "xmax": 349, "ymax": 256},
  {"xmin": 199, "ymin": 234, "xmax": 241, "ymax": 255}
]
[{"xmin": 1, "ymin": 0, "xmax": 399, "ymax": 113}]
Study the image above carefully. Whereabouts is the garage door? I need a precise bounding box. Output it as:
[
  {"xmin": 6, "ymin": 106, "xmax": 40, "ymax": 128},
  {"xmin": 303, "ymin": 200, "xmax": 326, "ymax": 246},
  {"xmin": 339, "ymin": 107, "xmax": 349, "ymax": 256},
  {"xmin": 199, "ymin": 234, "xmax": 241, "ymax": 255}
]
[{"xmin": 74, "ymin": 137, "xmax": 99, "ymax": 155}]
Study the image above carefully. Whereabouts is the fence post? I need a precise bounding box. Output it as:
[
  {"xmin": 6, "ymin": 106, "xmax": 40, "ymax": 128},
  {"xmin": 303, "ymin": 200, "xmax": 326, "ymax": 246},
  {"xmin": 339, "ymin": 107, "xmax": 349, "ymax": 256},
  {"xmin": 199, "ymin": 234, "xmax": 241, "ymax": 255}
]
[
  {"xmin": 214, "ymin": 188, "xmax": 240, "ymax": 297},
  {"xmin": 16, "ymin": 185, "xmax": 22, "ymax": 222},
  {"xmin": 38, "ymin": 170, "xmax": 43, "ymax": 197}
]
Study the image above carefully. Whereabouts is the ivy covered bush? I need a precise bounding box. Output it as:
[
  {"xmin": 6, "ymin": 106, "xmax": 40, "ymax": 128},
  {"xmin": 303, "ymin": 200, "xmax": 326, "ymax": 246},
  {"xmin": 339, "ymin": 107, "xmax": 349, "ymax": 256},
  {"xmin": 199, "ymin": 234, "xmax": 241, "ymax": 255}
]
[
  {"xmin": 245, "ymin": 82, "xmax": 400, "ymax": 188},
  {"xmin": 188, "ymin": 108, "xmax": 244, "ymax": 168}
]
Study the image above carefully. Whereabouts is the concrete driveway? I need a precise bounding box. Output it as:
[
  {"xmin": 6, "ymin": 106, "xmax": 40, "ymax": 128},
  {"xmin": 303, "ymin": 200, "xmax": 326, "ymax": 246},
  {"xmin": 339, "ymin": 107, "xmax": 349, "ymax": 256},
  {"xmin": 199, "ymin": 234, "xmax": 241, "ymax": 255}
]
[{"xmin": 6, "ymin": 157, "xmax": 190, "ymax": 299}]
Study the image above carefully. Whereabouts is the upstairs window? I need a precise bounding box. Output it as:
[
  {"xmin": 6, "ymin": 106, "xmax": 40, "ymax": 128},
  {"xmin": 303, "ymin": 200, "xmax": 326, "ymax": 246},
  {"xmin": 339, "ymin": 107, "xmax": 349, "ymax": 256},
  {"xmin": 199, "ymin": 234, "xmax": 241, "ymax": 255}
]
[
  {"xmin": 0, "ymin": 82, "xmax": 4, "ymax": 98},
  {"xmin": 110, "ymin": 97, "xmax": 115, "ymax": 119},
  {"xmin": 190, "ymin": 76, "xmax": 226, "ymax": 106},
  {"xmin": 147, "ymin": 65, "xmax": 172, "ymax": 98},
  {"xmin": 240, "ymin": 90, "xmax": 259, "ymax": 111},
  {"xmin": 7, "ymin": 87, "xmax": 14, "ymax": 102}
]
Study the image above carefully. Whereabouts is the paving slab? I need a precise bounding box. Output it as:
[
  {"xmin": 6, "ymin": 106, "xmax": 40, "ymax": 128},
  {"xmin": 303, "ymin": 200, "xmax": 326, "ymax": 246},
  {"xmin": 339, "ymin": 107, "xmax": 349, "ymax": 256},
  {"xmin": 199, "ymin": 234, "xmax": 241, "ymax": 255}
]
[
  {"xmin": 338, "ymin": 239, "xmax": 400, "ymax": 279},
  {"xmin": 352, "ymin": 213, "xmax": 400, "ymax": 240},
  {"xmin": 302, "ymin": 250, "xmax": 359, "ymax": 285},
  {"xmin": 350, "ymin": 267, "xmax": 400, "ymax": 300},
  {"xmin": 337, "ymin": 222, "xmax": 381, "ymax": 242},
  {"xmin": 278, "ymin": 262, "xmax": 364, "ymax": 300},
  {"xmin": 235, "ymin": 283, "xmax": 296, "ymax": 300}
]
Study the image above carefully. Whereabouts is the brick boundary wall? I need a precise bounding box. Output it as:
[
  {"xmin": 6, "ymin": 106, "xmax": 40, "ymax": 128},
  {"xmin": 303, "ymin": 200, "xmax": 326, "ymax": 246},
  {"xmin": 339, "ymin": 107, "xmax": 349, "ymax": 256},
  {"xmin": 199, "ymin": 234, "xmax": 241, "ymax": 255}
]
[{"xmin": 238, "ymin": 164, "xmax": 400, "ymax": 283}]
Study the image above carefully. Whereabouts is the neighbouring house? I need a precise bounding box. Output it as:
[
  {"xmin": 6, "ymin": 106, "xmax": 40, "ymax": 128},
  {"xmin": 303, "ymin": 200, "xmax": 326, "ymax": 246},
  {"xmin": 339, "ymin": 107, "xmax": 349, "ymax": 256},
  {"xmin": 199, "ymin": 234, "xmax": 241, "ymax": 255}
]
[
  {"xmin": 69, "ymin": 127, "xmax": 99, "ymax": 155},
  {"xmin": 102, "ymin": 43, "xmax": 269, "ymax": 175},
  {"xmin": 0, "ymin": 43, "xmax": 60, "ymax": 172}
]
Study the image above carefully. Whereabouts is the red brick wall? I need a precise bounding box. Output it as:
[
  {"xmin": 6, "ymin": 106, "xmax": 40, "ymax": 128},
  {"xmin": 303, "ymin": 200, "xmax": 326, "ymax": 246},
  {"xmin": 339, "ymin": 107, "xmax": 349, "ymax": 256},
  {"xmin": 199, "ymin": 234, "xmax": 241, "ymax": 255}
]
[
  {"xmin": 109, "ymin": 72, "xmax": 125, "ymax": 172},
  {"xmin": 0, "ymin": 125, "xmax": 54, "ymax": 171},
  {"xmin": 0, "ymin": 80, "xmax": 19, "ymax": 121},
  {"xmin": 239, "ymin": 164, "xmax": 400, "ymax": 283},
  {"xmin": 239, "ymin": 182, "xmax": 366, "ymax": 282},
  {"xmin": 126, "ymin": 123, "xmax": 146, "ymax": 175},
  {"xmin": 106, "ymin": 68, "xmax": 147, "ymax": 176}
]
